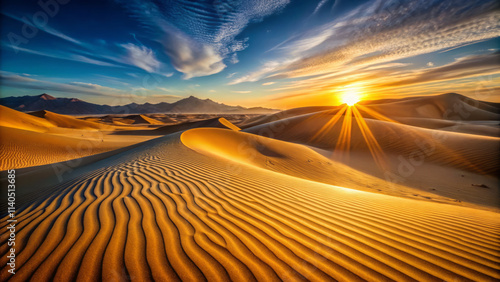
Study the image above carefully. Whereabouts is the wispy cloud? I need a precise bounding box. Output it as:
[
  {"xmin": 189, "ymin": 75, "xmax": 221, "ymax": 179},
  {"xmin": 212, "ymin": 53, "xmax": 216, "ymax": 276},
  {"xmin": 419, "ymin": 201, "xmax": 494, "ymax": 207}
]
[
  {"xmin": 312, "ymin": 0, "xmax": 332, "ymax": 15},
  {"xmin": 2, "ymin": 12, "xmax": 83, "ymax": 46},
  {"xmin": 232, "ymin": 0, "xmax": 500, "ymax": 86},
  {"xmin": 381, "ymin": 52, "xmax": 500, "ymax": 88},
  {"xmin": 232, "ymin": 90, "xmax": 252, "ymax": 94},
  {"xmin": 264, "ymin": 52, "xmax": 500, "ymax": 104},
  {"xmin": 0, "ymin": 73, "xmax": 125, "ymax": 97},
  {"xmin": 228, "ymin": 61, "xmax": 281, "ymax": 85},
  {"xmin": 120, "ymin": 43, "xmax": 160, "ymax": 72},
  {"xmin": 115, "ymin": 0, "xmax": 291, "ymax": 79},
  {"xmin": 0, "ymin": 72, "xmax": 183, "ymax": 104}
]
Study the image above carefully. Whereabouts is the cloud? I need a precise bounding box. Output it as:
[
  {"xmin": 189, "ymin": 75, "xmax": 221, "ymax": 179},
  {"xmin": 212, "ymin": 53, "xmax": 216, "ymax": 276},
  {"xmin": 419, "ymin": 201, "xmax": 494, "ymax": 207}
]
[
  {"xmin": 2, "ymin": 44, "xmax": 119, "ymax": 68},
  {"xmin": 2, "ymin": 41, "xmax": 170, "ymax": 74},
  {"xmin": 161, "ymin": 30, "xmax": 226, "ymax": 79},
  {"xmin": 312, "ymin": 0, "xmax": 332, "ymax": 15},
  {"xmin": 2, "ymin": 12, "xmax": 83, "ymax": 46},
  {"xmin": 228, "ymin": 61, "xmax": 281, "ymax": 85},
  {"xmin": 115, "ymin": 0, "xmax": 290, "ymax": 78},
  {"xmin": 427, "ymin": 62, "xmax": 434, "ymax": 67},
  {"xmin": 121, "ymin": 43, "xmax": 161, "ymax": 72},
  {"xmin": 71, "ymin": 54, "xmax": 118, "ymax": 67},
  {"xmin": 0, "ymin": 72, "xmax": 185, "ymax": 104},
  {"xmin": 226, "ymin": 72, "xmax": 237, "ymax": 78},
  {"xmin": 232, "ymin": 90, "xmax": 252, "ymax": 94},
  {"xmin": 233, "ymin": 0, "xmax": 500, "ymax": 84},
  {"xmin": 262, "ymin": 82, "xmax": 276, "ymax": 86},
  {"xmin": 381, "ymin": 52, "xmax": 500, "ymax": 88},
  {"xmin": 0, "ymin": 73, "xmax": 125, "ymax": 97}
]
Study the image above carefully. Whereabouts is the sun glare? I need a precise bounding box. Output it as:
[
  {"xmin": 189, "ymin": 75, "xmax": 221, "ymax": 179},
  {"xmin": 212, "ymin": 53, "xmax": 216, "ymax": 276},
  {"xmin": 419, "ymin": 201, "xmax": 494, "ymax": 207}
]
[{"xmin": 341, "ymin": 86, "xmax": 362, "ymax": 106}]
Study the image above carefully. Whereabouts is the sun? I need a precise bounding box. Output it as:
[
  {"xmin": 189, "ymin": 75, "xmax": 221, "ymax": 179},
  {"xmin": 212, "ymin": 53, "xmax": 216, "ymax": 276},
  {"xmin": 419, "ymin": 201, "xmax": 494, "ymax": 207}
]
[{"xmin": 340, "ymin": 86, "xmax": 362, "ymax": 106}]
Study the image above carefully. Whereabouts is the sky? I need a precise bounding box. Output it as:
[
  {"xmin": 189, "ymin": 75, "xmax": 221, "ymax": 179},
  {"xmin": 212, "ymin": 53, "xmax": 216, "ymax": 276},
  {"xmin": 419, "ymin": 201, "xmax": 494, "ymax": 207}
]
[{"xmin": 1, "ymin": 0, "xmax": 499, "ymax": 109}]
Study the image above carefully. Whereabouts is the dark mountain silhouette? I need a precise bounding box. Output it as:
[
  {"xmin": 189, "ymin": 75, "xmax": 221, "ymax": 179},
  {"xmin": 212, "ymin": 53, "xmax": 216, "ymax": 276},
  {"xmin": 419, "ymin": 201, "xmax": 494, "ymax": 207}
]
[{"xmin": 0, "ymin": 94, "xmax": 278, "ymax": 114}]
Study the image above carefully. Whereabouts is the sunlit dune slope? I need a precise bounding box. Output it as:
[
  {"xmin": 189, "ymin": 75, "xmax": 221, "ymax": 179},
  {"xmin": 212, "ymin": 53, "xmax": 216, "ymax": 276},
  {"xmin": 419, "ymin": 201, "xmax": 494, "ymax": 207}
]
[
  {"xmin": 29, "ymin": 110, "xmax": 113, "ymax": 130},
  {"xmin": 122, "ymin": 114, "xmax": 164, "ymax": 125},
  {"xmin": 240, "ymin": 106, "xmax": 339, "ymax": 128},
  {"xmin": 387, "ymin": 117, "xmax": 500, "ymax": 137},
  {"xmin": 0, "ymin": 126, "xmax": 155, "ymax": 170},
  {"xmin": 361, "ymin": 93, "xmax": 500, "ymax": 120},
  {"xmin": 245, "ymin": 113, "xmax": 499, "ymax": 175},
  {"xmin": 0, "ymin": 105, "xmax": 55, "ymax": 132},
  {"xmin": 181, "ymin": 128, "xmax": 454, "ymax": 202},
  {"xmin": 113, "ymin": 117, "xmax": 239, "ymax": 136},
  {"xmin": 1, "ymin": 132, "xmax": 499, "ymax": 281}
]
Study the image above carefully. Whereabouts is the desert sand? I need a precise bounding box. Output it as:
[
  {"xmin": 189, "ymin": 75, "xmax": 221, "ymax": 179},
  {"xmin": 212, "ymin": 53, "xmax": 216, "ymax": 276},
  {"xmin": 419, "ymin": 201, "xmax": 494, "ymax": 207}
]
[{"xmin": 0, "ymin": 93, "xmax": 499, "ymax": 281}]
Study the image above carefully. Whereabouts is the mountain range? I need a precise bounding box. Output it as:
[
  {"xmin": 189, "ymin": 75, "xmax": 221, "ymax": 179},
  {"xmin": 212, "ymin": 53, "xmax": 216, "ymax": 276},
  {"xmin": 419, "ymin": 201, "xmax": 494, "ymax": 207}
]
[{"xmin": 0, "ymin": 94, "xmax": 278, "ymax": 114}]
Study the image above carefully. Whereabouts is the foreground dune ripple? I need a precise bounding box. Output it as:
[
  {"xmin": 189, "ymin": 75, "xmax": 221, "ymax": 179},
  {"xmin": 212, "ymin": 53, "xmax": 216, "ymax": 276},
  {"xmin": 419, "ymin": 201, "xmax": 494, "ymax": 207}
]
[{"xmin": 1, "ymin": 130, "xmax": 499, "ymax": 281}]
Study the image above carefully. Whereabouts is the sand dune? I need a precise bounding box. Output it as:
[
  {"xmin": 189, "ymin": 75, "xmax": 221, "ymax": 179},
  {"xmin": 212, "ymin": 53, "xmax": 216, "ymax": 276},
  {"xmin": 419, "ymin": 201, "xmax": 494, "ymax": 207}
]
[
  {"xmin": 181, "ymin": 128, "xmax": 463, "ymax": 204},
  {"xmin": 1, "ymin": 131, "xmax": 499, "ymax": 281},
  {"xmin": 121, "ymin": 114, "xmax": 164, "ymax": 125},
  {"xmin": 0, "ymin": 105, "xmax": 55, "ymax": 132},
  {"xmin": 112, "ymin": 117, "xmax": 240, "ymax": 136},
  {"xmin": 0, "ymin": 106, "xmax": 159, "ymax": 170},
  {"xmin": 361, "ymin": 93, "xmax": 500, "ymax": 121},
  {"xmin": 0, "ymin": 126, "xmax": 156, "ymax": 170},
  {"xmin": 29, "ymin": 110, "xmax": 112, "ymax": 130},
  {"xmin": 245, "ymin": 110, "xmax": 499, "ymax": 175}
]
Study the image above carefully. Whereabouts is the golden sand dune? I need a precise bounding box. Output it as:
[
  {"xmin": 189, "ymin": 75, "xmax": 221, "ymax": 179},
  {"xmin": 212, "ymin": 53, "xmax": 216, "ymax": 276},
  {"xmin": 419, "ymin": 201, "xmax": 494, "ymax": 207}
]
[
  {"xmin": 1, "ymin": 132, "xmax": 499, "ymax": 281},
  {"xmin": 387, "ymin": 117, "xmax": 500, "ymax": 137},
  {"xmin": 0, "ymin": 105, "xmax": 55, "ymax": 132},
  {"xmin": 181, "ymin": 128, "xmax": 447, "ymax": 202},
  {"xmin": 0, "ymin": 107, "xmax": 158, "ymax": 170},
  {"xmin": 245, "ymin": 113, "xmax": 499, "ymax": 176},
  {"xmin": 240, "ymin": 106, "xmax": 337, "ymax": 128},
  {"xmin": 0, "ymin": 126, "xmax": 156, "ymax": 170},
  {"xmin": 29, "ymin": 110, "xmax": 112, "ymax": 130},
  {"xmin": 123, "ymin": 114, "xmax": 164, "ymax": 125},
  {"xmin": 361, "ymin": 93, "xmax": 500, "ymax": 121},
  {"xmin": 149, "ymin": 117, "xmax": 238, "ymax": 135}
]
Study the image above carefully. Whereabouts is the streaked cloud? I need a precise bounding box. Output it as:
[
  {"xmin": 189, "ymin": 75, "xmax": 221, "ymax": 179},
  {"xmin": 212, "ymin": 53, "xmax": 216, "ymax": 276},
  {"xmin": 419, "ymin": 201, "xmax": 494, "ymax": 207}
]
[
  {"xmin": 2, "ymin": 12, "xmax": 83, "ymax": 46},
  {"xmin": 120, "ymin": 43, "xmax": 160, "ymax": 72},
  {"xmin": 115, "ymin": 0, "xmax": 290, "ymax": 78},
  {"xmin": 0, "ymin": 73, "xmax": 124, "ymax": 97},
  {"xmin": 233, "ymin": 0, "xmax": 500, "ymax": 85},
  {"xmin": 381, "ymin": 52, "xmax": 500, "ymax": 88}
]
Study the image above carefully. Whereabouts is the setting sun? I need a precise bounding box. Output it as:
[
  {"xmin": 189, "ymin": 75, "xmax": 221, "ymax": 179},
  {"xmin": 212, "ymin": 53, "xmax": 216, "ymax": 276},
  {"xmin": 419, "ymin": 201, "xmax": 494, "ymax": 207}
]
[{"xmin": 340, "ymin": 86, "xmax": 362, "ymax": 106}]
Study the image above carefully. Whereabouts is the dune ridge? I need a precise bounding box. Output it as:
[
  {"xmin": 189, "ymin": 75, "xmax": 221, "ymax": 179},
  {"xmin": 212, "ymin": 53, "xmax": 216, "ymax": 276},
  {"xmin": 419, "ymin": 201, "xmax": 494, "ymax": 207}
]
[
  {"xmin": 245, "ymin": 113, "xmax": 500, "ymax": 175},
  {"xmin": 0, "ymin": 105, "xmax": 55, "ymax": 132},
  {"xmin": 28, "ymin": 110, "xmax": 112, "ymax": 130},
  {"xmin": 1, "ymin": 132, "xmax": 499, "ymax": 281}
]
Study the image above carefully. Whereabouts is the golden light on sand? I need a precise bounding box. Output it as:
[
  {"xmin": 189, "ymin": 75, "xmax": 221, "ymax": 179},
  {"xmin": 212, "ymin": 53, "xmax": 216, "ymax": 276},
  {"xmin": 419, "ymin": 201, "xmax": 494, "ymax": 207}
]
[{"xmin": 340, "ymin": 85, "xmax": 362, "ymax": 106}]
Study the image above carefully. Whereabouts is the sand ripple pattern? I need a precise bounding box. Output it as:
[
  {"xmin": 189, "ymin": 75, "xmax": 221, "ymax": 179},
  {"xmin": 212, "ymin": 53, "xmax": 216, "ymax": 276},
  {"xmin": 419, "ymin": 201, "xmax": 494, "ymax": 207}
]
[{"xmin": 1, "ymin": 135, "xmax": 499, "ymax": 281}]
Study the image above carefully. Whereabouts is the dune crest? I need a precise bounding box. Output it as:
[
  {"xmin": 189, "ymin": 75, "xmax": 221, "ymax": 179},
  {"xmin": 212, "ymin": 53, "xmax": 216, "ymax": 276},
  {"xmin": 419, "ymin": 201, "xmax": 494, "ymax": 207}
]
[{"xmin": 0, "ymin": 105, "xmax": 55, "ymax": 132}]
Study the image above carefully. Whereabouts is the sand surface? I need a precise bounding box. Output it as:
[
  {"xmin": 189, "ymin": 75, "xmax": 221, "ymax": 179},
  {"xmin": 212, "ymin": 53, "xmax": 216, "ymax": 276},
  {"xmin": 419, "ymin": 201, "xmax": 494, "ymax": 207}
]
[{"xmin": 0, "ymin": 94, "xmax": 499, "ymax": 281}]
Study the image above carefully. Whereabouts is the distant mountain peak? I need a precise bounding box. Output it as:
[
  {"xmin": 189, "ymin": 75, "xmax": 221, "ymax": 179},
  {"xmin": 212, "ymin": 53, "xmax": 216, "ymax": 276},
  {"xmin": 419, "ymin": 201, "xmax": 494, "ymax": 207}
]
[{"xmin": 39, "ymin": 93, "xmax": 56, "ymax": 100}]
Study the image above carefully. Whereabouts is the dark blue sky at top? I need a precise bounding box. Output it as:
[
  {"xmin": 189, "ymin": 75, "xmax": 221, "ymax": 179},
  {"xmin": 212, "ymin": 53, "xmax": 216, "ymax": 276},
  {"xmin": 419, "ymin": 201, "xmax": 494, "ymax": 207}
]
[{"xmin": 0, "ymin": 0, "xmax": 498, "ymax": 106}]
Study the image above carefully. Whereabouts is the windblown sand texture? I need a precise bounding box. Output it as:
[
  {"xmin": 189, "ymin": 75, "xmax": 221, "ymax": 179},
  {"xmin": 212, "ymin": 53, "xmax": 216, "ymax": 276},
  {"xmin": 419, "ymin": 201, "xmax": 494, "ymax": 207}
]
[{"xmin": 0, "ymin": 94, "xmax": 499, "ymax": 281}]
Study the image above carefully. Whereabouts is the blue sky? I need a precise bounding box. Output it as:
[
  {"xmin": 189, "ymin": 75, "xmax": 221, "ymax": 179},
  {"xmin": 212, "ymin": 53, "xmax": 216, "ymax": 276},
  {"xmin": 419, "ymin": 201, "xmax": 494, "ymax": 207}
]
[{"xmin": 1, "ymin": 0, "xmax": 499, "ymax": 108}]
